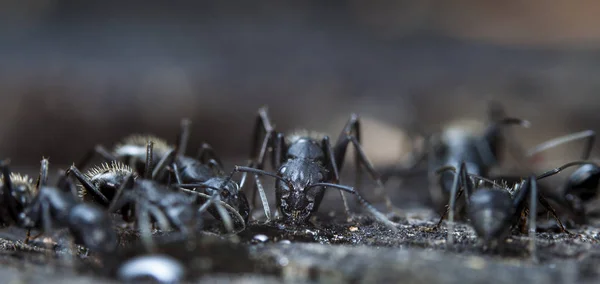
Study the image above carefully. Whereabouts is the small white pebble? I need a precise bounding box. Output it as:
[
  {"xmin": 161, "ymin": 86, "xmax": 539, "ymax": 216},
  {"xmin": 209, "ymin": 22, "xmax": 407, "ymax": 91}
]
[
  {"xmin": 279, "ymin": 240, "xmax": 291, "ymax": 244},
  {"xmin": 278, "ymin": 256, "xmax": 289, "ymax": 266},
  {"xmin": 253, "ymin": 234, "xmax": 269, "ymax": 242}
]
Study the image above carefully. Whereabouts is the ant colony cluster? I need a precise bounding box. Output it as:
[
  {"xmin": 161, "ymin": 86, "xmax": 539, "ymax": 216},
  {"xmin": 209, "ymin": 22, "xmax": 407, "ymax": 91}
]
[{"xmin": 1, "ymin": 103, "xmax": 598, "ymax": 282}]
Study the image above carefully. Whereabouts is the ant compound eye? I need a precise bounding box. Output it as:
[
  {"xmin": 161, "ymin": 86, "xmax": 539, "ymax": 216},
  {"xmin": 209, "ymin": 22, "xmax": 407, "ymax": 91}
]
[{"xmin": 278, "ymin": 181, "xmax": 291, "ymax": 192}]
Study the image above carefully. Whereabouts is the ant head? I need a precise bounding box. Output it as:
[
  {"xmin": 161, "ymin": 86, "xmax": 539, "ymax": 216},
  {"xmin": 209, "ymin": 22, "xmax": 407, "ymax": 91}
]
[
  {"xmin": 276, "ymin": 159, "xmax": 326, "ymax": 224},
  {"xmin": 203, "ymin": 177, "xmax": 249, "ymax": 222},
  {"xmin": 467, "ymin": 188, "xmax": 514, "ymax": 243},
  {"xmin": 1, "ymin": 173, "xmax": 35, "ymax": 211},
  {"xmin": 79, "ymin": 161, "xmax": 138, "ymax": 202}
]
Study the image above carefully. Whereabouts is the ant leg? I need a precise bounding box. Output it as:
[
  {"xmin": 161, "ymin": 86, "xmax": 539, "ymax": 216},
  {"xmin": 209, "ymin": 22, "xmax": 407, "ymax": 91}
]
[
  {"xmin": 273, "ymin": 133, "xmax": 286, "ymax": 170},
  {"xmin": 322, "ymin": 136, "xmax": 352, "ymax": 220},
  {"xmin": 221, "ymin": 166, "xmax": 271, "ymax": 222},
  {"xmin": 61, "ymin": 172, "xmax": 79, "ymax": 198},
  {"xmin": 537, "ymin": 192, "xmax": 570, "ymax": 234},
  {"xmin": 435, "ymin": 189, "xmax": 464, "ymax": 228},
  {"xmin": 136, "ymin": 206, "xmax": 154, "ymax": 252},
  {"xmin": 24, "ymin": 230, "xmax": 45, "ymax": 244},
  {"xmin": 66, "ymin": 166, "xmax": 110, "ymax": 206},
  {"xmin": 251, "ymin": 106, "xmax": 275, "ymax": 169},
  {"xmin": 147, "ymin": 205, "xmax": 172, "ymax": 232},
  {"xmin": 247, "ymin": 107, "xmax": 276, "ymax": 218},
  {"xmin": 527, "ymin": 130, "xmax": 596, "ymax": 161},
  {"xmin": 107, "ymin": 174, "xmax": 135, "ymax": 212},
  {"xmin": 144, "ymin": 141, "xmax": 154, "ymax": 179},
  {"xmin": 197, "ymin": 143, "xmax": 224, "ymax": 170},
  {"xmin": 335, "ymin": 122, "xmax": 396, "ymax": 213},
  {"xmin": 446, "ymin": 164, "xmax": 468, "ymax": 245},
  {"xmin": 333, "ymin": 114, "xmax": 361, "ymax": 189},
  {"xmin": 253, "ymin": 174, "xmax": 271, "ymax": 221},
  {"xmin": 513, "ymin": 177, "xmax": 538, "ymax": 259},
  {"xmin": 211, "ymin": 195, "xmax": 235, "ymax": 233},
  {"xmin": 75, "ymin": 145, "xmax": 117, "ymax": 169},
  {"xmin": 175, "ymin": 119, "xmax": 191, "ymax": 157},
  {"xmin": 171, "ymin": 164, "xmax": 183, "ymax": 185},
  {"xmin": 38, "ymin": 158, "xmax": 49, "ymax": 188},
  {"xmin": 152, "ymin": 149, "xmax": 176, "ymax": 181},
  {"xmin": 25, "ymin": 195, "xmax": 53, "ymax": 244},
  {"xmin": 529, "ymin": 177, "xmax": 538, "ymax": 260}
]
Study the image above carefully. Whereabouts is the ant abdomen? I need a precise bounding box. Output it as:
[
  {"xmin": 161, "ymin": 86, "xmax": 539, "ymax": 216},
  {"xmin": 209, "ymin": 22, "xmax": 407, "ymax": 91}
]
[
  {"xmin": 77, "ymin": 161, "xmax": 138, "ymax": 203},
  {"xmin": 467, "ymin": 189, "xmax": 514, "ymax": 243}
]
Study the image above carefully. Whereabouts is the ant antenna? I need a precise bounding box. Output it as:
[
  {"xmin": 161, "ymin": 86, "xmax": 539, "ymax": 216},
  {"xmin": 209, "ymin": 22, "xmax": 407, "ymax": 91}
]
[
  {"xmin": 178, "ymin": 186, "xmax": 246, "ymax": 233},
  {"xmin": 231, "ymin": 166, "xmax": 293, "ymax": 188},
  {"xmin": 176, "ymin": 119, "xmax": 191, "ymax": 157},
  {"xmin": 526, "ymin": 130, "xmax": 596, "ymax": 160},
  {"xmin": 306, "ymin": 182, "xmax": 398, "ymax": 232},
  {"xmin": 536, "ymin": 161, "xmax": 600, "ymax": 180}
]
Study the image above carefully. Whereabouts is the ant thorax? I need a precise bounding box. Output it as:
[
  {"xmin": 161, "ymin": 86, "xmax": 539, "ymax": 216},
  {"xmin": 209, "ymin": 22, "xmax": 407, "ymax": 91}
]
[
  {"xmin": 436, "ymin": 119, "xmax": 489, "ymax": 173},
  {"xmin": 114, "ymin": 134, "xmax": 173, "ymax": 157}
]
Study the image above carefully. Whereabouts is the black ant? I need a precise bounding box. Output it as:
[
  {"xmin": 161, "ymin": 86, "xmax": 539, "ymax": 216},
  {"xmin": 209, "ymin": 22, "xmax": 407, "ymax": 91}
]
[
  {"xmin": 150, "ymin": 119, "xmax": 251, "ymax": 226},
  {"xmin": 431, "ymin": 129, "xmax": 596, "ymax": 234},
  {"xmin": 0, "ymin": 158, "xmax": 118, "ymax": 253},
  {"xmin": 66, "ymin": 141, "xmax": 245, "ymax": 248},
  {"xmin": 438, "ymin": 161, "xmax": 597, "ymax": 254},
  {"xmin": 76, "ymin": 133, "xmax": 175, "ymax": 178},
  {"xmin": 525, "ymin": 130, "xmax": 598, "ymax": 224},
  {"xmin": 383, "ymin": 102, "xmax": 595, "ymax": 214},
  {"xmin": 221, "ymin": 107, "xmax": 398, "ymax": 229},
  {"xmin": 384, "ymin": 102, "xmax": 531, "ymax": 210}
]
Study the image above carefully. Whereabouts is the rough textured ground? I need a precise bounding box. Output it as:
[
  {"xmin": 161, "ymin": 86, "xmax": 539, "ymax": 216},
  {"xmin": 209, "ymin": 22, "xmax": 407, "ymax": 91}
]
[{"xmin": 1, "ymin": 207, "xmax": 600, "ymax": 283}]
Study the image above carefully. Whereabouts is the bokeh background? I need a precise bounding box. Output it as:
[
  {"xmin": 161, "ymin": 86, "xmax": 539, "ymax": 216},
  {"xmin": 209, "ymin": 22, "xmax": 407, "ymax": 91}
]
[{"xmin": 2, "ymin": 1, "xmax": 600, "ymax": 206}]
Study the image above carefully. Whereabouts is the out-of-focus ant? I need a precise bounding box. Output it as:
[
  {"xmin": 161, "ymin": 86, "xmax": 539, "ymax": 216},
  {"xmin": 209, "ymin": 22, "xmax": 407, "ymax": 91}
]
[
  {"xmin": 437, "ymin": 160, "xmax": 598, "ymax": 256},
  {"xmin": 76, "ymin": 134, "xmax": 174, "ymax": 177},
  {"xmin": 383, "ymin": 102, "xmax": 531, "ymax": 210},
  {"xmin": 0, "ymin": 158, "xmax": 118, "ymax": 253},
  {"xmin": 67, "ymin": 142, "xmax": 245, "ymax": 249}
]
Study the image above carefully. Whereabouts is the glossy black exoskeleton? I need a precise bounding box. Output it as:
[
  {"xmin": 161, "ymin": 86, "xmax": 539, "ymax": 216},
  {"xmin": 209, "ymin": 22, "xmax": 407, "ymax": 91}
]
[
  {"xmin": 383, "ymin": 102, "xmax": 596, "ymax": 213},
  {"xmin": 224, "ymin": 107, "xmax": 397, "ymax": 229},
  {"xmin": 0, "ymin": 158, "xmax": 118, "ymax": 253},
  {"xmin": 76, "ymin": 133, "xmax": 174, "ymax": 179},
  {"xmin": 67, "ymin": 141, "xmax": 244, "ymax": 247},
  {"xmin": 439, "ymin": 161, "xmax": 597, "ymax": 249},
  {"xmin": 560, "ymin": 163, "xmax": 600, "ymax": 223},
  {"xmin": 151, "ymin": 119, "xmax": 250, "ymax": 225},
  {"xmin": 398, "ymin": 102, "xmax": 530, "ymax": 210}
]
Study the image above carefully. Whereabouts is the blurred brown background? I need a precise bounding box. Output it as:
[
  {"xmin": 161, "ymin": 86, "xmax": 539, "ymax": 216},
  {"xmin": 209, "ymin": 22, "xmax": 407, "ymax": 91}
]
[{"xmin": 2, "ymin": 0, "xmax": 600, "ymax": 173}]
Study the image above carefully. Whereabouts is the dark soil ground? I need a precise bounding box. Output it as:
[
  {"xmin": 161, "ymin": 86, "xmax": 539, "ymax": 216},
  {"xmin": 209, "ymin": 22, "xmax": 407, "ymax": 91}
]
[{"xmin": 1, "ymin": 204, "xmax": 600, "ymax": 284}]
